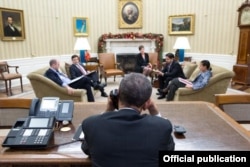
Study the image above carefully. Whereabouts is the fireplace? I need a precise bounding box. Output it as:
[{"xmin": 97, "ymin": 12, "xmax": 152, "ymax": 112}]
[
  {"xmin": 116, "ymin": 53, "xmax": 137, "ymax": 73},
  {"xmin": 104, "ymin": 38, "xmax": 156, "ymax": 73},
  {"xmin": 105, "ymin": 38, "xmax": 156, "ymax": 53}
]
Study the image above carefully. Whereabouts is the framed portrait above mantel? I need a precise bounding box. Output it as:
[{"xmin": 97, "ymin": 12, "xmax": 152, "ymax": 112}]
[
  {"xmin": 0, "ymin": 8, "xmax": 25, "ymax": 41},
  {"xmin": 73, "ymin": 17, "xmax": 89, "ymax": 36},
  {"xmin": 168, "ymin": 14, "xmax": 195, "ymax": 35},
  {"xmin": 119, "ymin": 0, "xmax": 142, "ymax": 29}
]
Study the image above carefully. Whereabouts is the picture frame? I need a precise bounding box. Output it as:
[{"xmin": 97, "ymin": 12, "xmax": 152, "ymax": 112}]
[
  {"xmin": 0, "ymin": 8, "xmax": 25, "ymax": 41},
  {"xmin": 118, "ymin": 0, "xmax": 142, "ymax": 29},
  {"xmin": 168, "ymin": 14, "xmax": 195, "ymax": 35},
  {"xmin": 73, "ymin": 17, "xmax": 89, "ymax": 36}
]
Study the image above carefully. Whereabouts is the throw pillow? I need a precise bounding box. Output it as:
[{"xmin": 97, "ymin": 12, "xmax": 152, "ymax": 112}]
[{"xmin": 182, "ymin": 62, "xmax": 198, "ymax": 79}]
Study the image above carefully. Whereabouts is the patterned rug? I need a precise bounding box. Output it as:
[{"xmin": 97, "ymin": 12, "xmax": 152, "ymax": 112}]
[{"xmin": 1, "ymin": 82, "xmax": 248, "ymax": 102}]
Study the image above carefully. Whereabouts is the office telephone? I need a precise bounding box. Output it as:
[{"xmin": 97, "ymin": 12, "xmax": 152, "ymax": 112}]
[
  {"xmin": 2, "ymin": 116, "xmax": 56, "ymax": 149},
  {"xmin": 29, "ymin": 97, "xmax": 74, "ymax": 121}
]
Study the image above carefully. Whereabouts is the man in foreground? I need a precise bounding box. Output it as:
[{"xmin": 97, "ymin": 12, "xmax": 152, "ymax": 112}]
[{"xmin": 81, "ymin": 73, "xmax": 175, "ymax": 167}]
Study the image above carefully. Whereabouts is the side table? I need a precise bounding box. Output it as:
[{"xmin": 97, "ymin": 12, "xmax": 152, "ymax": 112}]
[
  {"xmin": 85, "ymin": 62, "xmax": 100, "ymax": 82},
  {"xmin": 85, "ymin": 62, "xmax": 99, "ymax": 72}
]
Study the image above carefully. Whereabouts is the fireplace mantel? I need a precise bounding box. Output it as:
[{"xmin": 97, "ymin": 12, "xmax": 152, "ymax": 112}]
[{"xmin": 105, "ymin": 39, "xmax": 156, "ymax": 54}]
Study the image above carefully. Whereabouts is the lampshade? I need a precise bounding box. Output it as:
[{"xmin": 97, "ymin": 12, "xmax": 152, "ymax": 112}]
[
  {"xmin": 74, "ymin": 37, "xmax": 91, "ymax": 51},
  {"xmin": 173, "ymin": 37, "xmax": 191, "ymax": 50}
]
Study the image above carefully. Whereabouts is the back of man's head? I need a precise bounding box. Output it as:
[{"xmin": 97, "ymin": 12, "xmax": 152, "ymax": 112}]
[{"xmin": 119, "ymin": 73, "xmax": 152, "ymax": 108}]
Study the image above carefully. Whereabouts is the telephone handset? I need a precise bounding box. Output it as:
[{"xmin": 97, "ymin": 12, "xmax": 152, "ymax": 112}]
[
  {"xmin": 29, "ymin": 98, "xmax": 40, "ymax": 116},
  {"xmin": 29, "ymin": 97, "xmax": 74, "ymax": 121}
]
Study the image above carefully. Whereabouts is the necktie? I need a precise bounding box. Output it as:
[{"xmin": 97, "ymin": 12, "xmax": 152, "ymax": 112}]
[
  {"xmin": 168, "ymin": 65, "xmax": 171, "ymax": 72},
  {"xmin": 77, "ymin": 64, "xmax": 87, "ymax": 75}
]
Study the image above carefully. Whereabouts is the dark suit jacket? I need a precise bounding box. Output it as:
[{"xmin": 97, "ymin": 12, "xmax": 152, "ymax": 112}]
[
  {"xmin": 69, "ymin": 64, "xmax": 99, "ymax": 83},
  {"xmin": 69, "ymin": 64, "xmax": 86, "ymax": 79},
  {"xmin": 45, "ymin": 68, "xmax": 95, "ymax": 102},
  {"xmin": 82, "ymin": 109, "xmax": 175, "ymax": 167},
  {"xmin": 158, "ymin": 60, "xmax": 186, "ymax": 89},
  {"xmin": 4, "ymin": 25, "xmax": 21, "ymax": 37},
  {"xmin": 45, "ymin": 68, "xmax": 64, "ymax": 86},
  {"xmin": 162, "ymin": 60, "xmax": 186, "ymax": 79},
  {"xmin": 135, "ymin": 53, "xmax": 150, "ymax": 73}
]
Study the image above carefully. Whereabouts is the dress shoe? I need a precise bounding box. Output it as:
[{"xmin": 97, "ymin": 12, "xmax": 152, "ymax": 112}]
[
  {"xmin": 157, "ymin": 88, "xmax": 162, "ymax": 93},
  {"xmin": 157, "ymin": 94, "xmax": 166, "ymax": 99},
  {"xmin": 101, "ymin": 92, "xmax": 108, "ymax": 97},
  {"xmin": 162, "ymin": 87, "xmax": 169, "ymax": 94},
  {"xmin": 93, "ymin": 85, "xmax": 99, "ymax": 90},
  {"xmin": 157, "ymin": 88, "xmax": 169, "ymax": 95},
  {"xmin": 93, "ymin": 82, "xmax": 100, "ymax": 90}
]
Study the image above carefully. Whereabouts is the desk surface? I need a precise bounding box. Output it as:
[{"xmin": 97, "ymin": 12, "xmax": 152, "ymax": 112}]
[{"xmin": 1, "ymin": 102, "xmax": 250, "ymax": 166}]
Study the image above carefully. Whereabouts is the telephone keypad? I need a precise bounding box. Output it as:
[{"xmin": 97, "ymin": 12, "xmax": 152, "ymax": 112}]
[
  {"xmin": 17, "ymin": 129, "xmax": 50, "ymax": 145},
  {"xmin": 19, "ymin": 137, "xmax": 28, "ymax": 144},
  {"xmin": 34, "ymin": 136, "xmax": 45, "ymax": 144}
]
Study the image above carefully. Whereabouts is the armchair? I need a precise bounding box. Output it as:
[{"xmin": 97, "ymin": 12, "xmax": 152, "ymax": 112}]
[
  {"xmin": 27, "ymin": 63, "xmax": 88, "ymax": 102},
  {"xmin": 148, "ymin": 52, "xmax": 159, "ymax": 84},
  {"xmin": 148, "ymin": 52, "xmax": 158, "ymax": 70},
  {"xmin": 215, "ymin": 94, "xmax": 250, "ymax": 123},
  {"xmin": 0, "ymin": 98, "xmax": 31, "ymax": 127},
  {"xmin": 98, "ymin": 53, "xmax": 124, "ymax": 84},
  {"xmin": 173, "ymin": 62, "xmax": 235, "ymax": 103},
  {"xmin": 0, "ymin": 61, "xmax": 23, "ymax": 96}
]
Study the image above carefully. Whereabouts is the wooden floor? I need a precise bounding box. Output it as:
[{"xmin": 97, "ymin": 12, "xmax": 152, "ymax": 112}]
[
  {"xmin": 0, "ymin": 84, "xmax": 33, "ymax": 98},
  {"xmin": 229, "ymin": 83, "xmax": 250, "ymax": 93},
  {"xmin": 1, "ymin": 82, "xmax": 250, "ymax": 98}
]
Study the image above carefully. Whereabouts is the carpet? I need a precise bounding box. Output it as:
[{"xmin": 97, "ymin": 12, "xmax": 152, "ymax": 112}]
[
  {"xmin": 229, "ymin": 84, "xmax": 250, "ymax": 94},
  {"xmin": 1, "ymin": 77, "xmax": 249, "ymax": 102}
]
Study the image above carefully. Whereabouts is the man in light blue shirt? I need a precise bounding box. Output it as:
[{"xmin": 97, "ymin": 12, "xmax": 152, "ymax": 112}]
[
  {"xmin": 166, "ymin": 60, "xmax": 212, "ymax": 101},
  {"xmin": 45, "ymin": 59, "xmax": 95, "ymax": 102}
]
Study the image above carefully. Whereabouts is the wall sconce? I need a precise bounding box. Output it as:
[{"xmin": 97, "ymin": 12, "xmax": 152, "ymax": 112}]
[
  {"xmin": 74, "ymin": 37, "xmax": 91, "ymax": 64},
  {"xmin": 173, "ymin": 37, "xmax": 191, "ymax": 62}
]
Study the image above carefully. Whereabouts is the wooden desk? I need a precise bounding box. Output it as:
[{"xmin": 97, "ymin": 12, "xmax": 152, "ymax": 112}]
[{"xmin": 1, "ymin": 102, "xmax": 250, "ymax": 167}]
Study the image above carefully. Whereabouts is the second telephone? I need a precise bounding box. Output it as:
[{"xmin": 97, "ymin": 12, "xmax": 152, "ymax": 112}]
[
  {"xmin": 2, "ymin": 116, "xmax": 56, "ymax": 149},
  {"xmin": 29, "ymin": 97, "xmax": 74, "ymax": 121}
]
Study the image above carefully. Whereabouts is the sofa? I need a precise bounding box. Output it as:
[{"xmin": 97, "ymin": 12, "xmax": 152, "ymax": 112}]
[
  {"xmin": 173, "ymin": 61, "xmax": 235, "ymax": 103},
  {"xmin": 27, "ymin": 62, "xmax": 88, "ymax": 102}
]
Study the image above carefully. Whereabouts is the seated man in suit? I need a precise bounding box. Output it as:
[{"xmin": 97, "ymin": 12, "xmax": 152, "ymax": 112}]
[
  {"xmin": 69, "ymin": 55, "xmax": 108, "ymax": 97},
  {"xmin": 45, "ymin": 59, "xmax": 95, "ymax": 102},
  {"xmin": 81, "ymin": 73, "xmax": 175, "ymax": 166},
  {"xmin": 154, "ymin": 53, "xmax": 186, "ymax": 99},
  {"xmin": 135, "ymin": 45, "xmax": 153, "ymax": 76}
]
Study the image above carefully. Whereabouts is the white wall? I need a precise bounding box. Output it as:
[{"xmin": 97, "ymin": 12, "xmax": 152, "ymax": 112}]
[
  {"xmin": 0, "ymin": 0, "xmax": 243, "ymax": 89},
  {"xmin": 0, "ymin": 0, "xmax": 245, "ymax": 60}
]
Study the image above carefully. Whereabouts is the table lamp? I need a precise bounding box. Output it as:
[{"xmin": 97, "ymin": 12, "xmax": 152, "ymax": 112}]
[
  {"xmin": 173, "ymin": 37, "xmax": 191, "ymax": 62},
  {"xmin": 74, "ymin": 37, "xmax": 91, "ymax": 64}
]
